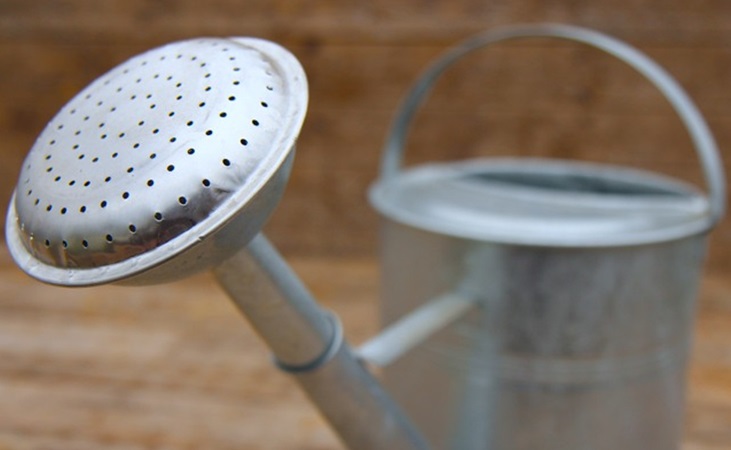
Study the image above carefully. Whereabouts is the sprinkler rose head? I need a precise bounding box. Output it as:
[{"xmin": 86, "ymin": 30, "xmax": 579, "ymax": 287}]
[
  {"xmin": 3, "ymin": 36, "xmax": 430, "ymax": 450},
  {"xmin": 5, "ymin": 37, "xmax": 308, "ymax": 286}
]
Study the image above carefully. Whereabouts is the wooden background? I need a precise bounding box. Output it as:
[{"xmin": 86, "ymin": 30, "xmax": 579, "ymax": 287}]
[
  {"xmin": 1, "ymin": 2, "xmax": 731, "ymax": 449},
  {"xmin": 0, "ymin": 0, "xmax": 730, "ymax": 269}
]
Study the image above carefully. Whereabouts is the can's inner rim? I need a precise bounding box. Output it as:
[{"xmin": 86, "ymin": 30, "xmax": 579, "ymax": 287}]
[
  {"xmin": 467, "ymin": 171, "xmax": 685, "ymax": 198},
  {"xmin": 369, "ymin": 158, "xmax": 712, "ymax": 247}
]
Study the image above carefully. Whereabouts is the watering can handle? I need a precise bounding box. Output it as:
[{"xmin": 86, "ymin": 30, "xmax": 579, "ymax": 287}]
[{"xmin": 380, "ymin": 23, "xmax": 726, "ymax": 225}]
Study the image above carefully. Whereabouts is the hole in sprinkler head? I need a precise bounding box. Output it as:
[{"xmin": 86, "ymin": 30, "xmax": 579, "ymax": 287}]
[
  {"xmin": 106, "ymin": 234, "xmax": 113, "ymax": 243},
  {"xmin": 100, "ymin": 200, "xmax": 107, "ymax": 208},
  {"xmin": 62, "ymin": 240, "xmax": 68, "ymax": 248},
  {"xmin": 82, "ymin": 240, "xmax": 88, "ymax": 248},
  {"xmin": 240, "ymin": 138, "xmax": 248, "ymax": 146},
  {"xmin": 154, "ymin": 212, "xmax": 163, "ymax": 221},
  {"xmin": 187, "ymin": 148, "xmax": 195, "ymax": 155},
  {"xmin": 147, "ymin": 179, "xmax": 154, "ymax": 187},
  {"xmin": 79, "ymin": 206, "xmax": 87, "ymax": 213},
  {"xmin": 122, "ymin": 192, "xmax": 130, "ymax": 199},
  {"xmin": 222, "ymin": 158, "xmax": 231, "ymax": 166},
  {"xmin": 167, "ymin": 165, "xmax": 175, "ymax": 172},
  {"xmin": 202, "ymin": 179, "xmax": 211, "ymax": 187},
  {"xmin": 178, "ymin": 196, "xmax": 187, "ymax": 205},
  {"xmin": 129, "ymin": 224, "xmax": 137, "ymax": 233}
]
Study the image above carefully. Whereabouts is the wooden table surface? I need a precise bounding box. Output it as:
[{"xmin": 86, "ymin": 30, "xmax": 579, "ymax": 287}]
[{"xmin": 0, "ymin": 244, "xmax": 729, "ymax": 449}]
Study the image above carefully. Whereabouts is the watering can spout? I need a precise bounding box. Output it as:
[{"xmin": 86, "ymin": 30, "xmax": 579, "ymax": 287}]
[
  {"xmin": 215, "ymin": 235, "xmax": 431, "ymax": 450},
  {"xmin": 4, "ymin": 36, "xmax": 429, "ymax": 450}
]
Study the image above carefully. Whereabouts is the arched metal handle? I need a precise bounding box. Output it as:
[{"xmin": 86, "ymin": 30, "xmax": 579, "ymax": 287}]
[{"xmin": 380, "ymin": 23, "xmax": 726, "ymax": 226}]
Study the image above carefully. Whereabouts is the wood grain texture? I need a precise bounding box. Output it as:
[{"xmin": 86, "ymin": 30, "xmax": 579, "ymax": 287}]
[
  {"xmin": 0, "ymin": 1, "xmax": 730, "ymax": 269},
  {"xmin": 0, "ymin": 243, "xmax": 729, "ymax": 449},
  {"xmin": 0, "ymin": 4, "xmax": 730, "ymax": 449}
]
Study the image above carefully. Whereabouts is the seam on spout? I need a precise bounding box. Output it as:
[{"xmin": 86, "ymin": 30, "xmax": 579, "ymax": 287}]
[{"xmin": 273, "ymin": 311, "xmax": 344, "ymax": 373}]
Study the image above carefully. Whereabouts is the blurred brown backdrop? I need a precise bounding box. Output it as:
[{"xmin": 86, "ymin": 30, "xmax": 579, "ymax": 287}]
[
  {"xmin": 1, "ymin": 2, "xmax": 731, "ymax": 449},
  {"xmin": 1, "ymin": 0, "xmax": 730, "ymax": 270}
]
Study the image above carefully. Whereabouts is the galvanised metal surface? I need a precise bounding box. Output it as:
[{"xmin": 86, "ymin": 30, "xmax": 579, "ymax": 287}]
[
  {"xmin": 7, "ymin": 37, "xmax": 307, "ymax": 285},
  {"xmin": 371, "ymin": 24, "xmax": 725, "ymax": 449},
  {"xmin": 5, "ymin": 38, "xmax": 429, "ymax": 450},
  {"xmin": 370, "ymin": 158, "xmax": 712, "ymax": 248},
  {"xmin": 378, "ymin": 225, "xmax": 705, "ymax": 449}
]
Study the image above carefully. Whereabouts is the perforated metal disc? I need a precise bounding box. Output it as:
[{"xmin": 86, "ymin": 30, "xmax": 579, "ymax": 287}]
[{"xmin": 6, "ymin": 37, "xmax": 307, "ymax": 285}]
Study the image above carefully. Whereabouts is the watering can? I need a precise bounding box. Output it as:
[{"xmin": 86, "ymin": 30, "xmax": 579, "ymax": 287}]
[
  {"xmin": 5, "ymin": 24, "xmax": 725, "ymax": 450},
  {"xmin": 365, "ymin": 24, "xmax": 726, "ymax": 449}
]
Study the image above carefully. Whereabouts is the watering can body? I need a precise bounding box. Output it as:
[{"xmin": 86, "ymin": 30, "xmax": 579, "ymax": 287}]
[
  {"xmin": 372, "ymin": 160, "xmax": 708, "ymax": 450},
  {"xmin": 370, "ymin": 25, "xmax": 725, "ymax": 450}
]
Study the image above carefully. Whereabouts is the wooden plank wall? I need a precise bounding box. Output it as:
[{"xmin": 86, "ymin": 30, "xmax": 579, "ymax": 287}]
[{"xmin": 1, "ymin": 0, "xmax": 730, "ymax": 270}]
